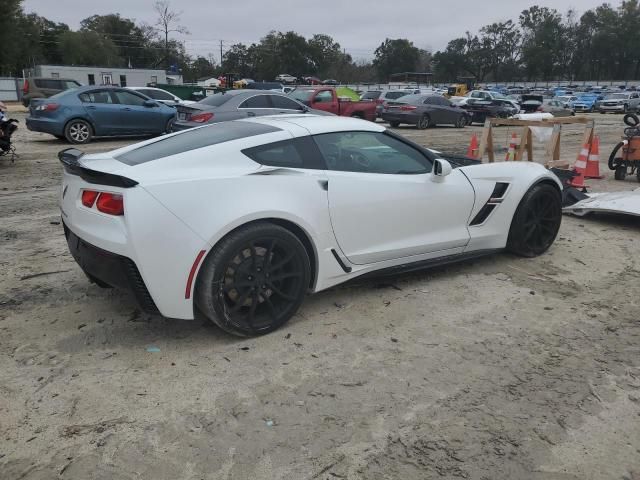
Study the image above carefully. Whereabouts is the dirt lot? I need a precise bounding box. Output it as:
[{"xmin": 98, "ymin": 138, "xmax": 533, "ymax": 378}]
[{"xmin": 1, "ymin": 111, "xmax": 639, "ymax": 480}]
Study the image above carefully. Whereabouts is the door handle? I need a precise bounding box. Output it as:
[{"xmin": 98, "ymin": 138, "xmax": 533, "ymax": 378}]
[
  {"xmin": 121, "ymin": 107, "xmax": 131, "ymax": 111},
  {"xmin": 246, "ymin": 112, "xmax": 256, "ymax": 117},
  {"xmin": 318, "ymin": 180, "xmax": 328, "ymax": 191},
  {"xmin": 86, "ymin": 106, "xmax": 96, "ymax": 110}
]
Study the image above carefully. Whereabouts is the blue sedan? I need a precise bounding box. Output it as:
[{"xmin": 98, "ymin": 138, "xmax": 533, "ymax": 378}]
[{"xmin": 26, "ymin": 85, "xmax": 176, "ymax": 144}]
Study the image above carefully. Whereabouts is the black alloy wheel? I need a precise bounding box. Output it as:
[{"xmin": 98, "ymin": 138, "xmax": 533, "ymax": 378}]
[
  {"xmin": 507, "ymin": 184, "xmax": 562, "ymax": 257},
  {"xmin": 195, "ymin": 222, "xmax": 310, "ymax": 336}
]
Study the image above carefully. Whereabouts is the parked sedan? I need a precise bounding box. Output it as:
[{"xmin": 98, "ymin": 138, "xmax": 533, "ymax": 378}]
[
  {"xmin": 128, "ymin": 86, "xmax": 195, "ymax": 106},
  {"xmin": 172, "ymin": 90, "xmax": 322, "ymax": 130},
  {"xmin": 381, "ymin": 94, "xmax": 470, "ymax": 128},
  {"xmin": 25, "ymin": 85, "xmax": 177, "ymax": 144}
]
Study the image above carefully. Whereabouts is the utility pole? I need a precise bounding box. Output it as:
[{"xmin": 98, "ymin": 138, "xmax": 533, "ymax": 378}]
[{"xmin": 220, "ymin": 40, "xmax": 224, "ymax": 68}]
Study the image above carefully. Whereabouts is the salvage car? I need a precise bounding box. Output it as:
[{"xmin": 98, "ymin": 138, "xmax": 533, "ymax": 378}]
[
  {"xmin": 127, "ymin": 86, "xmax": 195, "ymax": 106},
  {"xmin": 382, "ymin": 94, "xmax": 470, "ymax": 128},
  {"xmin": 21, "ymin": 77, "xmax": 82, "ymax": 107},
  {"xmin": 172, "ymin": 90, "xmax": 322, "ymax": 130},
  {"xmin": 59, "ymin": 115, "xmax": 562, "ymax": 336},
  {"xmin": 26, "ymin": 85, "xmax": 177, "ymax": 144},
  {"xmin": 275, "ymin": 74, "xmax": 298, "ymax": 84},
  {"xmin": 464, "ymin": 98, "xmax": 520, "ymax": 124},
  {"xmin": 570, "ymin": 93, "xmax": 600, "ymax": 113},
  {"xmin": 599, "ymin": 92, "xmax": 640, "ymax": 113},
  {"xmin": 540, "ymin": 99, "xmax": 575, "ymax": 116},
  {"xmin": 360, "ymin": 90, "xmax": 412, "ymax": 118}
]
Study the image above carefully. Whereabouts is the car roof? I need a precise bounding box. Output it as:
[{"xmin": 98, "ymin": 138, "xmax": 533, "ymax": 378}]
[{"xmin": 241, "ymin": 115, "xmax": 385, "ymax": 136}]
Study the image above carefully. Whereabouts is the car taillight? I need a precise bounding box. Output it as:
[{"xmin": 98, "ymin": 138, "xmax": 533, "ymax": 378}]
[
  {"xmin": 400, "ymin": 105, "xmax": 417, "ymax": 111},
  {"xmin": 81, "ymin": 190, "xmax": 99, "ymax": 207},
  {"xmin": 96, "ymin": 193, "xmax": 124, "ymax": 216},
  {"xmin": 35, "ymin": 103, "xmax": 60, "ymax": 112},
  {"xmin": 536, "ymin": 106, "xmax": 543, "ymax": 112},
  {"xmin": 190, "ymin": 112, "xmax": 213, "ymax": 123},
  {"xmin": 22, "ymin": 80, "xmax": 29, "ymax": 94}
]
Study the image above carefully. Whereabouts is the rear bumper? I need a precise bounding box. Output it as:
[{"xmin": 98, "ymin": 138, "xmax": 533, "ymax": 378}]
[
  {"xmin": 63, "ymin": 222, "xmax": 159, "ymax": 314},
  {"xmin": 381, "ymin": 111, "xmax": 420, "ymax": 124},
  {"xmin": 25, "ymin": 116, "xmax": 64, "ymax": 136},
  {"xmin": 171, "ymin": 121, "xmax": 201, "ymax": 131}
]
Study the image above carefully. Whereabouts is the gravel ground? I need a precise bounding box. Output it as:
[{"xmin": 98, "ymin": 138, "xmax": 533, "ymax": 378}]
[{"xmin": 1, "ymin": 111, "xmax": 639, "ymax": 480}]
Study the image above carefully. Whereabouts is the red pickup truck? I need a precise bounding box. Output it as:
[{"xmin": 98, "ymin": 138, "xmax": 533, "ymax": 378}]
[{"xmin": 288, "ymin": 87, "xmax": 376, "ymax": 121}]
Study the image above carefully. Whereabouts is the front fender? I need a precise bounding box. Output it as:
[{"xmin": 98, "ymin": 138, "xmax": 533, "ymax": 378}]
[{"xmin": 459, "ymin": 162, "xmax": 562, "ymax": 251}]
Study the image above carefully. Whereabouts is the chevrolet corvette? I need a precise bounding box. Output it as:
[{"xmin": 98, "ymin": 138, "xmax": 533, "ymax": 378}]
[{"xmin": 59, "ymin": 115, "xmax": 563, "ymax": 336}]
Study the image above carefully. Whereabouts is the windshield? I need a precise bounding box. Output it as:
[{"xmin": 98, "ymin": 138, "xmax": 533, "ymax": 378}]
[
  {"xmin": 198, "ymin": 93, "xmax": 236, "ymax": 107},
  {"xmin": 289, "ymin": 89, "xmax": 314, "ymax": 102}
]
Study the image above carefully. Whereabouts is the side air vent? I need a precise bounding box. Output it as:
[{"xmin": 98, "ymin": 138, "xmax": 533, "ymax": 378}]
[
  {"xmin": 470, "ymin": 204, "xmax": 497, "ymax": 226},
  {"xmin": 491, "ymin": 182, "xmax": 509, "ymax": 200},
  {"xmin": 469, "ymin": 182, "xmax": 510, "ymax": 226}
]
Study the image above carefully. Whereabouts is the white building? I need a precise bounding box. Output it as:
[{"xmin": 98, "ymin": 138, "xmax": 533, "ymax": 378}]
[{"xmin": 27, "ymin": 65, "xmax": 180, "ymax": 87}]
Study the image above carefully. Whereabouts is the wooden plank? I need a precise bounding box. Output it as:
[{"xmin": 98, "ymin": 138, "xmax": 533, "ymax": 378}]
[
  {"xmin": 544, "ymin": 124, "xmax": 562, "ymax": 167},
  {"xmin": 477, "ymin": 119, "xmax": 491, "ymax": 161},
  {"xmin": 576, "ymin": 121, "xmax": 595, "ymax": 162},
  {"xmin": 487, "ymin": 116, "xmax": 591, "ymax": 127},
  {"xmin": 515, "ymin": 126, "xmax": 529, "ymax": 161},
  {"xmin": 526, "ymin": 128, "xmax": 533, "ymax": 162},
  {"xmin": 487, "ymin": 124, "xmax": 495, "ymax": 163}
]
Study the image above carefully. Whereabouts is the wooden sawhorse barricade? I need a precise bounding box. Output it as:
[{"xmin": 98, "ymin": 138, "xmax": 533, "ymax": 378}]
[{"xmin": 476, "ymin": 117, "xmax": 595, "ymax": 168}]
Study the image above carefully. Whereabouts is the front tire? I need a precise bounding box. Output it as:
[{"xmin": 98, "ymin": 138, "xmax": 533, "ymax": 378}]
[
  {"xmin": 64, "ymin": 119, "xmax": 92, "ymax": 144},
  {"xmin": 389, "ymin": 121, "xmax": 400, "ymax": 128},
  {"xmin": 195, "ymin": 222, "xmax": 311, "ymax": 337},
  {"xmin": 507, "ymin": 183, "xmax": 562, "ymax": 258},
  {"xmin": 455, "ymin": 115, "xmax": 468, "ymax": 128}
]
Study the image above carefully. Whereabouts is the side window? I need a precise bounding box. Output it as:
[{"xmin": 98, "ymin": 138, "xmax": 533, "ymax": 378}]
[
  {"xmin": 313, "ymin": 131, "xmax": 431, "ymax": 174},
  {"xmin": 314, "ymin": 91, "xmax": 333, "ymax": 103},
  {"xmin": 242, "ymin": 137, "xmax": 325, "ymax": 169},
  {"xmin": 150, "ymin": 89, "xmax": 174, "ymax": 100},
  {"xmin": 239, "ymin": 95, "xmax": 272, "ymax": 109},
  {"xmin": 78, "ymin": 90, "xmax": 113, "ymax": 104},
  {"xmin": 113, "ymin": 90, "xmax": 147, "ymax": 106},
  {"xmin": 88, "ymin": 74, "xmax": 95, "ymax": 85},
  {"xmin": 423, "ymin": 97, "xmax": 435, "ymax": 105},
  {"xmin": 471, "ymin": 92, "xmax": 482, "ymax": 98},
  {"xmin": 119, "ymin": 75, "xmax": 127, "ymax": 87},
  {"xmin": 270, "ymin": 95, "xmax": 304, "ymax": 110},
  {"xmin": 438, "ymin": 97, "xmax": 451, "ymax": 106}
]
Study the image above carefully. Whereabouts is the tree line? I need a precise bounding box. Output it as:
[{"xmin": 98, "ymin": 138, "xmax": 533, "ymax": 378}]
[{"xmin": 1, "ymin": 0, "xmax": 640, "ymax": 83}]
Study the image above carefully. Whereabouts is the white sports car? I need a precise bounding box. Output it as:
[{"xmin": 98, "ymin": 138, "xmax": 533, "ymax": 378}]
[{"xmin": 59, "ymin": 116, "xmax": 563, "ymax": 336}]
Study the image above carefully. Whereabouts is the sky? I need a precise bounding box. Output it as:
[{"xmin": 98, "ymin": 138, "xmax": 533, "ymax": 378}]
[{"xmin": 23, "ymin": 0, "xmax": 610, "ymax": 62}]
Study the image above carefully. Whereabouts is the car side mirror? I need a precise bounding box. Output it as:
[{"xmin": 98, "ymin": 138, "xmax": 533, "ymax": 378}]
[
  {"xmin": 431, "ymin": 159, "xmax": 452, "ymax": 182},
  {"xmin": 143, "ymin": 100, "xmax": 158, "ymax": 107}
]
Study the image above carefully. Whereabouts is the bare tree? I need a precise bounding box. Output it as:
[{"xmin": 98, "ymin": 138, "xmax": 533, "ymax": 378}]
[{"xmin": 153, "ymin": 1, "xmax": 189, "ymax": 61}]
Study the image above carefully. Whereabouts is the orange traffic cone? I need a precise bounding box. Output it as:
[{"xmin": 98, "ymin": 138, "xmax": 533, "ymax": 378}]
[
  {"xmin": 466, "ymin": 133, "xmax": 479, "ymax": 158},
  {"xmin": 569, "ymin": 142, "xmax": 589, "ymax": 188},
  {"xmin": 584, "ymin": 135, "xmax": 604, "ymax": 179},
  {"xmin": 505, "ymin": 133, "xmax": 518, "ymax": 161}
]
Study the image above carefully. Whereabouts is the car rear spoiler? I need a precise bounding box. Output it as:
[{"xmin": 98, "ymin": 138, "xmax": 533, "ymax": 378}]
[{"xmin": 58, "ymin": 148, "xmax": 138, "ymax": 188}]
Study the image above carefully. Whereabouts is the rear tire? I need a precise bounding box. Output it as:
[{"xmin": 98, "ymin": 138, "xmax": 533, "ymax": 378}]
[
  {"xmin": 389, "ymin": 121, "xmax": 400, "ymax": 128},
  {"xmin": 64, "ymin": 119, "xmax": 93, "ymax": 144},
  {"xmin": 417, "ymin": 114, "xmax": 430, "ymax": 129},
  {"xmin": 507, "ymin": 183, "xmax": 562, "ymax": 258},
  {"xmin": 195, "ymin": 222, "xmax": 310, "ymax": 337},
  {"xmin": 455, "ymin": 115, "xmax": 468, "ymax": 128}
]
